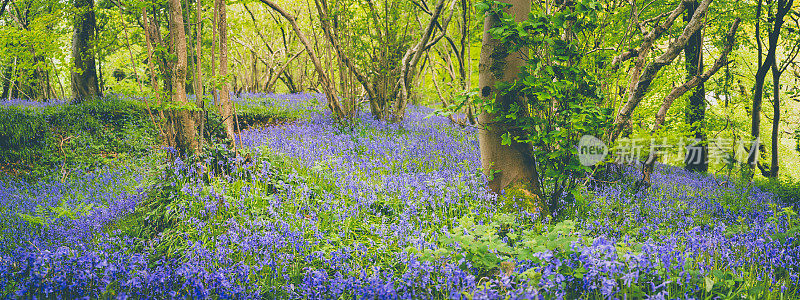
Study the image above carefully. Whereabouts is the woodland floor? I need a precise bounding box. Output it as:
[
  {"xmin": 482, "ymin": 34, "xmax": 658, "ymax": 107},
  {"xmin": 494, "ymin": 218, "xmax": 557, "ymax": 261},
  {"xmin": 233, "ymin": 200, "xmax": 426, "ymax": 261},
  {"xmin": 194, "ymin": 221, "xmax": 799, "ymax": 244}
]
[{"xmin": 0, "ymin": 93, "xmax": 799, "ymax": 299}]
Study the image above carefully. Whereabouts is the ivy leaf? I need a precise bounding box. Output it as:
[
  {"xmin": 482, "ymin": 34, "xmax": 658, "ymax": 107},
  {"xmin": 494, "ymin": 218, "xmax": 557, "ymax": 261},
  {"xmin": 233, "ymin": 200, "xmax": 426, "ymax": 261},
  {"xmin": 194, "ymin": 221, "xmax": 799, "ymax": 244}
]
[{"xmin": 501, "ymin": 133, "xmax": 513, "ymax": 146}]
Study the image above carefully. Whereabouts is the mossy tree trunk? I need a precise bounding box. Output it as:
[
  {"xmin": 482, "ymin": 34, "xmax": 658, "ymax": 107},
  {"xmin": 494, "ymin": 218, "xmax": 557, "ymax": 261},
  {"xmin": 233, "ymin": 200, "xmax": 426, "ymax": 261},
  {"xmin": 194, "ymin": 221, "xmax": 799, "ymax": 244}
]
[{"xmin": 70, "ymin": 0, "xmax": 101, "ymax": 103}]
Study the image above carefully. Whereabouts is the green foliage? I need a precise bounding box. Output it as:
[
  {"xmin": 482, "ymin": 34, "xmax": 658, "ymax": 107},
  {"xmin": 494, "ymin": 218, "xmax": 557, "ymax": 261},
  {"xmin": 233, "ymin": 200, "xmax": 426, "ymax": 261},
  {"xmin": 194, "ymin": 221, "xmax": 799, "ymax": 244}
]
[
  {"xmin": 17, "ymin": 200, "xmax": 96, "ymax": 230},
  {"xmin": 233, "ymin": 96, "xmax": 317, "ymax": 126},
  {"xmin": 755, "ymin": 176, "xmax": 800, "ymax": 206},
  {"xmin": 409, "ymin": 214, "xmax": 603, "ymax": 287}
]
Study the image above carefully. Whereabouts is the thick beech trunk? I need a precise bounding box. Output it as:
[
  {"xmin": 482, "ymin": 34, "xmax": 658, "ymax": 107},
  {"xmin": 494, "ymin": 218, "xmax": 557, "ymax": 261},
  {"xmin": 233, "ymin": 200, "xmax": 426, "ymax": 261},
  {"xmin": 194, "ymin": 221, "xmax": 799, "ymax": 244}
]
[
  {"xmin": 70, "ymin": 0, "xmax": 101, "ymax": 103},
  {"xmin": 477, "ymin": 0, "xmax": 547, "ymax": 215}
]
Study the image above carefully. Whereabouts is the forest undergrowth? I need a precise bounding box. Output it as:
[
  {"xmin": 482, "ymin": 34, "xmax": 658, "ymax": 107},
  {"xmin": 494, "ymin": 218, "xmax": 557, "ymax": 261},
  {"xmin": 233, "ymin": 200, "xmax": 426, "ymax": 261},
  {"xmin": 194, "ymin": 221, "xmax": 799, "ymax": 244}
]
[{"xmin": 0, "ymin": 93, "xmax": 798, "ymax": 299}]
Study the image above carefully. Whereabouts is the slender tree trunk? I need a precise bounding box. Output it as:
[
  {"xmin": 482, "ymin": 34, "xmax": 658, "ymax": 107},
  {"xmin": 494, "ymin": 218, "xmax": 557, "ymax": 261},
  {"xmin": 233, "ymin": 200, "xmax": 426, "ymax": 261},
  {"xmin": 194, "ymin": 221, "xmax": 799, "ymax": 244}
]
[
  {"xmin": 607, "ymin": 1, "xmax": 690, "ymax": 142},
  {"xmin": 250, "ymin": 50, "xmax": 258, "ymax": 92},
  {"xmin": 748, "ymin": 0, "xmax": 793, "ymax": 173},
  {"xmin": 143, "ymin": 11, "xmax": 173, "ymax": 94},
  {"xmin": 70, "ymin": 0, "xmax": 101, "ymax": 103},
  {"xmin": 749, "ymin": 0, "xmax": 768, "ymax": 169},
  {"xmin": 169, "ymin": 0, "xmax": 199, "ymax": 155},
  {"xmin": 211, "ymin": 0, "xmax": 218, "ymax": 111},
  {"xmin": 478, "ymin": 0, "xmax": 547, "ymax": 216},
  {"xmin": 313, "ymin": 0, "xmax": 372, "ymax": 118},
  {"xmin": 143, "ymin": 10, "xmax": 160, "ymax": 94},
  {"xmin": 463, "ymin": 0, "xmax": 476, "ymax": 125},
  {"xmin": 769, "ymin": 61, "xmax": 781, "ymax": 177},
  {"xmin": 122, "ymin": 22, "xmax": 143, "ymax": 92},
  {"xmin": 194, "ymin": 0, "xmax": 203, "ymax": 99},
  {"xmin": 184, "ymin": 0, "xmax": 194, "ymax": 95},
  {"xmin": 265, "ymin": 49, "xmax": 304, "ymax": 93},
  {"xmin": 1, "ymin": 66, "xmax": 10, "ymax": 99},
  {"xmin": 394, "ymin": 0, "xmax": 447, "ymax": 121},
  {"xmin": 142, "ymin": 8, "xmax": 170, "ymax": 144},
  {"xmin": 195, "ymin": 0, "xmax": 205, "ymax": 148},
  {"xmin": 216, "ymin": 0, "xmax": 237, "ymax": 148},
  {"xmin": 684, "ymin": 0, "xmax": 708, "ymax": 172},
  {"xmin": 9, "ymin": 57, "xmax": 17, "ymax": 100}
]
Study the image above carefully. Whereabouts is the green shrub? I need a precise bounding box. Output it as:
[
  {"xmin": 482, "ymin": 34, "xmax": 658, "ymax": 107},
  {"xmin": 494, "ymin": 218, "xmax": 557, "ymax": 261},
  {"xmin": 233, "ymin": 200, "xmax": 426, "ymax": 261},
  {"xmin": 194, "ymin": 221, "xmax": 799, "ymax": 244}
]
[
  {"xmin": 0, "ymin": 96, "xmax": 157, "ymax": 178},
  {"xmin": 755, "ymin": 176, "xmax": 800, "ymax": 206}
]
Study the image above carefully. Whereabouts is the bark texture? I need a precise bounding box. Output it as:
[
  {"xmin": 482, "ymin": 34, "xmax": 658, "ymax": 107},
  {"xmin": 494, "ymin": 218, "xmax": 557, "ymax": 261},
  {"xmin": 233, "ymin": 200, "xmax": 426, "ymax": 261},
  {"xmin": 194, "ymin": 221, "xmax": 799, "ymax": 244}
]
[
  {"xmin": 216, "ymin": 0, "xmax": 237, "ymax": 147},
  {"xmin": 195, "ymin": 0, "xmax": 205, "ymax": 147},
  {"xmin": 169, "ymin": 0, "xmax": 199, "ymax": 155},
  {"xmin": 769, "ymin": 60, "xmax": 780, "ymax": 177},
  {"xmin": 683, "ymin": 0, "xmax": 708, "ymax": 172},
  {"xmin": 195, "ymin": 0, "xmax": 203, "ymax": 106},
  {"xmin": 70, "ymin": 0, "xmax": 101, "ymax": 103}
]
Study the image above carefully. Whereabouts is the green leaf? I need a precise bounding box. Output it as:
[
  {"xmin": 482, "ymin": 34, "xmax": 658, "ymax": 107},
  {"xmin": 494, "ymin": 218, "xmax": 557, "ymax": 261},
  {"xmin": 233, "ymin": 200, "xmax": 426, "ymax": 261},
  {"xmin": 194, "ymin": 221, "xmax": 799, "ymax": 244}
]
[
  {"xmin": 475, "ymin": 2, "xmax": 490, "ymax": 12},
  {"xmin": 501, "ymin": 133, "xmax": 513, "ymax": 146},
  {"xmin": 704, "ymin": 276, "xmax": 714, "ymax": 293}
]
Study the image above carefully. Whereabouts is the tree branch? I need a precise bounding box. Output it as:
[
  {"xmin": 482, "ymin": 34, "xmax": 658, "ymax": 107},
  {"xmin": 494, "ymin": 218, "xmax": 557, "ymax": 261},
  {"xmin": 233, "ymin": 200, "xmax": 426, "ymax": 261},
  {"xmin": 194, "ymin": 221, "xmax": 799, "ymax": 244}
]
[
  {"xmin": 609, "ymin": 0, "xmax": 713, "ymax": 143},
  {"xmin": 258, "ymin": 0, "xmax": 346, "ymax": 118},
  {"xmin": 652, "ymin": 18, "xmax": 741, "ymax": 131}
]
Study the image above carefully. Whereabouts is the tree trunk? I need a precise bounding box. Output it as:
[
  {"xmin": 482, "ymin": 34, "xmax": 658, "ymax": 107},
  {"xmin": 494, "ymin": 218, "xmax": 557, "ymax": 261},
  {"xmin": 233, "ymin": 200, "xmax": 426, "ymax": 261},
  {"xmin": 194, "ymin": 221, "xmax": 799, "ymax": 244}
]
[
  {"xmin": 768, "ymin": 60, "xmax": 781, "ymax": 177},
  {"xmin": 608, "ymin": 1, "xmax": 689, "ymax": 142},
  {"xmin": 683, "ymin": 0, "xmax": 707, "ymax": 172},
  {"xmin": 70, "ymin": 0, "xmax": 101, "ymax": 103},
  {"xmin": 195, "ymin": 0, "xmax": 205, "ymax": 148},
  {"xmin": 477, "ymin": 0, "xmax": 547, "ymax": 216},
  {"xmin": 169, "ymin": 0, "xmax": 199, "ymax": 155},
  {"xmin": 216, "ymin": 0, "xmax": 237, "ymax": 147},
  {"xmin": 1, "ymin": 66, "xmax": 10, "ymax": 99},
  {"xmin": 211, "ymin": 0, "xmax": 218, "ymax": 112},
  {"xmin": 749, "ymin": 0, "xmax": 768, "ymax": 170},
  {"xmin": 143, "ymin": 11, "xmax": 173, "ymax": 94},
  {"xmin": 141, "ymin": 9, "xmax": 165, "ymax": 120},
  {"xmin": 313, "ymin": 0, "xmax": 373, "ymax": 118},
  {"xmin": 393, "ymin": 0, "xmax": 447, "ymax": 121},
  {"xmin": 250, "ymin": 50, "xmax": 258, "ymax": 92},
  {"xmin": 748, "ymin": 0, "xmax": 792, "ymax": 172}
]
